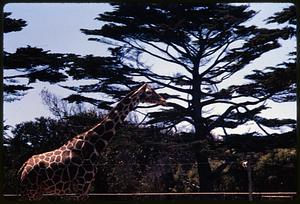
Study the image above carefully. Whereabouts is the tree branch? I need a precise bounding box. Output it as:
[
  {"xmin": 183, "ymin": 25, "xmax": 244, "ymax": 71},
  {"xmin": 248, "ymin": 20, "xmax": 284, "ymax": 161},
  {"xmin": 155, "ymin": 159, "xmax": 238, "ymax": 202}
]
[
  {"xmin": 131, "ymin": 38, "xmax": 192, "ymax": 71},
  {"xmin": 207, "ymin": 94, "xmax": 273, "ymax": 133},
  {"xmin": 123, "ymin": 39, "xmax": 182, "ymax": 66},
  {"xmin": 144, "ymin": 74, "xmax": 192, "ymax": 94},
  {"xmin": 136, "ymin": 104, "xmax": 162, "ymax": 109},
  {"xmin": 199, "ymin": 39, "xmax": 234, "ymax": 78}
]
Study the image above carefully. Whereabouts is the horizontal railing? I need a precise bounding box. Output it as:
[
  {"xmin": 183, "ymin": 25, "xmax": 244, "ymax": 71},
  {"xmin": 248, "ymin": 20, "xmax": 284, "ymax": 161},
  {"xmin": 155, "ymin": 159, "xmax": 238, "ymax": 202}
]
[{"xmin": 2, "ymin": 192, "xmax": 297, "ymax": 200}]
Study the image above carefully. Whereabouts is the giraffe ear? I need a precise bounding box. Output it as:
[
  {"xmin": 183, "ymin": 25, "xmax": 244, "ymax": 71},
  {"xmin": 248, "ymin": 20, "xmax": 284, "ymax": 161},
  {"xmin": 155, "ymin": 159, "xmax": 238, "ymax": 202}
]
[
  {"xmin": 141, "ymin": 83, "xmax": 149, "ymax": 91},
  {"xmin": 132, "ymin": 83, "xmax": 147, "ymax": 96}
]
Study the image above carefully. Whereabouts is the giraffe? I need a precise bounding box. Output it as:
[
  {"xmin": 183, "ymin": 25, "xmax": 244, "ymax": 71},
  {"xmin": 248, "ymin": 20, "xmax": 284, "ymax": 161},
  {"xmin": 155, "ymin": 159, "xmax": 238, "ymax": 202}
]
[{"xmin": 17, "ymin": 83, "xmax": 166, "ymax": 200}]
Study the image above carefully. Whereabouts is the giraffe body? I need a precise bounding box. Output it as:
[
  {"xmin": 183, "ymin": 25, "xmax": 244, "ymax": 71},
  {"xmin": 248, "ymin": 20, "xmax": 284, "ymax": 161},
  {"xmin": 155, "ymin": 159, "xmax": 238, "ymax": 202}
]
[
  {"xmin": 19, "ymin": 132, "xmax": 101, "ymax": 200},
  {"xmin": 18, "ymin": 83, "xmax": 165, "ymax": 200}
]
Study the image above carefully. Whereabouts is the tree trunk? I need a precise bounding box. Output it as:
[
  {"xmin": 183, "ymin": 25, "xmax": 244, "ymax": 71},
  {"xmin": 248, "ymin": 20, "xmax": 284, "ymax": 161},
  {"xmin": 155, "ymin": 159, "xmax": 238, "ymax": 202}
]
[
  {"xmin": 191, "ymin": 68, "xmax": 205, "ymax": 136},
  {"xmin": 192, "ymin": 112, "xmax": 214, "ymax": 192},
  {"xmin": 191, "ymin": 67, "xmax": 213, "ymax": 192},
  {"xmin": 194, "ymin": 147, "xmax": 213, "ymax": 192}
]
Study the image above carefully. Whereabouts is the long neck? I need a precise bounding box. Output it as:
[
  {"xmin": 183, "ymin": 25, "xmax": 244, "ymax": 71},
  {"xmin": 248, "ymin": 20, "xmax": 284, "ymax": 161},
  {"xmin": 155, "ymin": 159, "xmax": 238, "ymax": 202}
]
[
  {"xmin": 83, "ymin": 90, "xmax": 142, "ymax": 153},
  {"xmin": 107, "ymin": 92, "xmax": 141, "ymax": 126}
]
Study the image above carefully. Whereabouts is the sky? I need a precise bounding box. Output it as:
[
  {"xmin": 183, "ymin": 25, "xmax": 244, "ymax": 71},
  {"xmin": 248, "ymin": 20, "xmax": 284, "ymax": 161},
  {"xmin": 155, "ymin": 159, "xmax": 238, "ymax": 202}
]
[{"xmin": 3, "ymin": 3, "xmax": 297, "ymax": 137}]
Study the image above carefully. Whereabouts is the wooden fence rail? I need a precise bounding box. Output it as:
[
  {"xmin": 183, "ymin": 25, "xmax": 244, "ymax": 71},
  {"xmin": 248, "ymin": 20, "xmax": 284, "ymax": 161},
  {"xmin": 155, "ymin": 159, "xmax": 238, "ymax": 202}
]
[{"xmin": 2, "ymin": 192, "xmax": 297, "ymax": 201}]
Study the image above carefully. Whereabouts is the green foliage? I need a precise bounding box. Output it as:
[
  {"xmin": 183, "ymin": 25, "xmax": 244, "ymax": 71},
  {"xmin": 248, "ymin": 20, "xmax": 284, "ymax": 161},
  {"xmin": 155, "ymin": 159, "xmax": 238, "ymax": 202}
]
[
  {"xmin": 3, "ymin": 112, "xmax": 296, "ymax": 194},
  {"xmin": 211, "ymin": 159, "xmax": 247, "ymax": 192},
  {"xmin": 230, "ymin": 5, "xmax": 296, "ymax": 104},
  {"xmin": 230, "ymin": 62, "xmax": 296, "ymax": 103},
  {"xmin": 265, "ymin": 5, "xmax": 296, "ymax": 37},
  {"xmin": 254, "ymin": 148, "xmax": 297, "ymax": 191},
  {"xmin": 223, "ymin": 131, "xmax": 296, "ymax": 152},
  {"xmin": 98, "ymin": 126, "xmax": 200, "ymax": 193},
  {"xmin": 3, "ymin": 46, "xmax": 71, "ymax": 101}
]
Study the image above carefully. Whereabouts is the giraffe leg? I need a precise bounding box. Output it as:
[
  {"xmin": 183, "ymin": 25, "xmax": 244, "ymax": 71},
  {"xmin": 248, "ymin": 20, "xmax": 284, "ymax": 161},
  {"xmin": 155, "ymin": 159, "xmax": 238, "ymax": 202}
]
[
  {"xmin": 21, "ymin": 190, "xmax": 43, "ymax": 201},
  {"xmin": 67, "ymin": 180, "xmax": 92, "ymax": 201},
  {"xmin": 68, "ymin": 193, "xmax": 89, "ymax": 201},
  {"xmin": 77, "ymin": 194, "xmax": 89, "ymax": 201},
  {"xmin": 77, "ymin": 182, "xmax": 93, "ymax": 200}
]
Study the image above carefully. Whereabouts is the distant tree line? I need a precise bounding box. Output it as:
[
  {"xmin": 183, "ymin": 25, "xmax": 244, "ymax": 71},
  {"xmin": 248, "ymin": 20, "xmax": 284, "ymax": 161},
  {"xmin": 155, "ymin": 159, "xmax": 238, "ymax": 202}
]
[{"xmin": 3, "ymin": 100, "xmax": 296, "ymax": 193}]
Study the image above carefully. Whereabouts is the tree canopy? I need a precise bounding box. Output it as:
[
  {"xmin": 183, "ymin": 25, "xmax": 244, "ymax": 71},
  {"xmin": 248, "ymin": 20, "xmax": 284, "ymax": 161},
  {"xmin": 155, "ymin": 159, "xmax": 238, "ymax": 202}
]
[{"xmin": 76, "ymin": 3, "xmax": 294, "ymax": 138}]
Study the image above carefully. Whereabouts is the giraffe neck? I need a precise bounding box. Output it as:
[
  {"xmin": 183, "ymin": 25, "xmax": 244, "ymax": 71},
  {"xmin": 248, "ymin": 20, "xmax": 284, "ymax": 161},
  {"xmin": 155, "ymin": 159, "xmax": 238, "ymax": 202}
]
[
  {"xmin": 82, "ymin": 90, "xmax": 141, "ymax": 154},
  {"xmin": 108, "ymin": 92, "xmax": 140, "ymax": 126}
]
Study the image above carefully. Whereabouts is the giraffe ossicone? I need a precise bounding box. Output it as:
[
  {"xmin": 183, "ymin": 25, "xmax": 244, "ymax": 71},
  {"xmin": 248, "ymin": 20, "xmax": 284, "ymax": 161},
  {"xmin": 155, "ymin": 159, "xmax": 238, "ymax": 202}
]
[{"xmin": 18, "ymin": 83, "xmax": 166, "ymax": 200}]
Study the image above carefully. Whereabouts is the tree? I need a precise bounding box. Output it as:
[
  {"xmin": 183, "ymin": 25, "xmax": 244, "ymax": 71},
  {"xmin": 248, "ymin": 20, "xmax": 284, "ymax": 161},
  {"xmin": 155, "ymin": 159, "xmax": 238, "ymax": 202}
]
[
  {"xmin": 3, "ymin": 12, "xmax": 27, "ymax": 33},
  {"xmin": 61, "ymin": 54, "xmax": 138, "ymax": 110},
  {"xmin": 3, "ymin": 12, "xmax": 30, "ymax": 101},
  {"xmin": 3, "ymin": 12, "xmax": 74, "ymax": 101},
  {"xmin": 60, "ymin": 3, "xmax": 292, "ymax": 191},
  {"xmin": 224, "ymin": 5, "xmax": 296, "ymax": 144},
  {"xmin": 3, "ymin": 12, "xmax": 127, "ymax": 104},
  {"xmin": 232, "ymin": 4, "xmax": 296, "ymax": 107}
]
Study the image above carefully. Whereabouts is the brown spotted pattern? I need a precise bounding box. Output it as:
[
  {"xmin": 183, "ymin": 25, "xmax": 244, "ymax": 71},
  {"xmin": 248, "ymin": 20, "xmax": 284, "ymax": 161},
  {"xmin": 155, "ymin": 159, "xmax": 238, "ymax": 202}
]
[{"xmin": 18, "ymin": 83, "xmax": 165, "ymax": 200}]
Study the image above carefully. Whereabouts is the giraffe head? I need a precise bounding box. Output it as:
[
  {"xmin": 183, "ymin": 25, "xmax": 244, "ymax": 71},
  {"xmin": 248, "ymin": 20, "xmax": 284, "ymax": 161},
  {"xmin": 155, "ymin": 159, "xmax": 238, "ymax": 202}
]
[{"xmin": 136, "ymin": 83, "xmax": 166, "ymax": 105}]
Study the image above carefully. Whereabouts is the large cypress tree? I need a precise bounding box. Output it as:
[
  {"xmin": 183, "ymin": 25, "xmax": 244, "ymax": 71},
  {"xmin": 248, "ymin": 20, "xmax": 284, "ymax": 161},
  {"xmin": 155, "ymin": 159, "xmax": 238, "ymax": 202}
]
[{"xmin": 61, "ymin": 3, "xmax": 293, "ymax": 191}]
